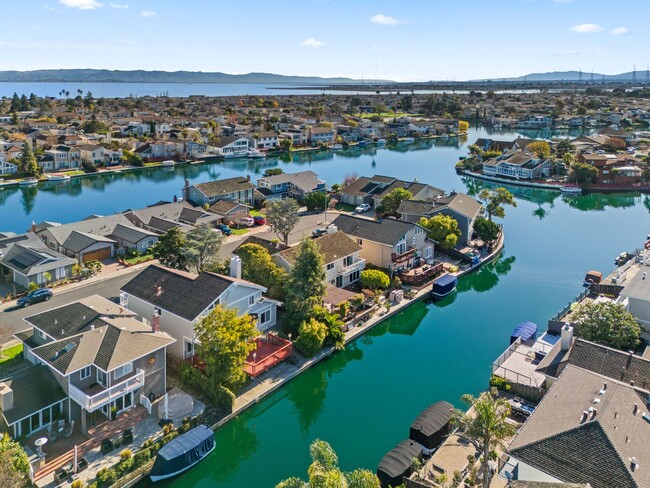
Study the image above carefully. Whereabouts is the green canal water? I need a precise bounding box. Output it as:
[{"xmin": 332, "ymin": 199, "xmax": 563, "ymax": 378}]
[{"xmin": 1, "ymin": 128, "xmax": 649, "ymax": 487}]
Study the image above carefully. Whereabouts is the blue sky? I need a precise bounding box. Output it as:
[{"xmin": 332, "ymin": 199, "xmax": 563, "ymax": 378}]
[{"xmin": 1, "ymin": 0, "xmax": 648, "ymax": 81}]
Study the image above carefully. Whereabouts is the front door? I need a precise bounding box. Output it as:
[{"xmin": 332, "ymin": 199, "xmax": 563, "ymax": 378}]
[{"xmin": 335, "ymin": 276, "xmax": 343, "ymax": 288}]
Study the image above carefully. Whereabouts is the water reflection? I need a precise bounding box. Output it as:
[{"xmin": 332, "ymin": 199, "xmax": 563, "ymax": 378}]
[
  {"xmin": 457, "ymin": 253, "xmax": 516, "ymax": 294},
  {"xmin": 286, "ymin": 342, "xmax": 363, "ymax": 433},
  {"xmin": 20, "ymin": 186, "xmax": 38, "ymax": 215},
  {"xmin": 387, "ymin": 300, "xmax": 429, "ymax": 336},
  {"xmin": 564, "ymin": 192, "xmax": 642, "ymax": 212}
]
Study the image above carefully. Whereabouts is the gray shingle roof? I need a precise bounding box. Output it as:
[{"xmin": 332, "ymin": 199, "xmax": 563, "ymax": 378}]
[
  {"xmin": 508, "ymin": 365, "xmax": 650, "ymax": 488},
  {"xmin": 0, "ymin": 242, "xmax": 75, "ymax": 275},
  {"xmin": 193, "ymin": 176, "xmax": 255, "ymax": 198},
  {"xmin": 331, "ymin": 214, "xmax": 417, "ymax": 246},
  {"xmin": 111, "ymin": 223, "xmax": 157, "ymax": 243},
  {"xmin": 278, "ymin": 231, "xmax": 361, "ymax": 266},
  {"xmin": 431, "ymin": 192, "xmax": 483, "ymax": 220}
]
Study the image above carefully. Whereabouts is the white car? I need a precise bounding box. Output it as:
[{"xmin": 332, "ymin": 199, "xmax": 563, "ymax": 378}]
[
  {"xmin": 238, "ymin": 217, "xmax": 255, "ymax": 227},
  {"xmin": 355, "ymin": 203, "xmax": 371, "ymax": 213}
]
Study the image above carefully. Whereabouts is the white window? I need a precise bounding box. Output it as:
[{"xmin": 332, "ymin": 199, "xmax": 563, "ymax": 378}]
[
  {"xmin": 260, "ymin": 310, "xmax": 271, "ymax": 324},
  {"xmin": 184, "ymin": 340, "xmax": 194, "ymax": 359},
  {"xmin": 425, "ymin": 246, "xmax": 432, "ymax": 258},
  {"xmin": 412, "ymin": 236, "xmax": 416, "ymax": 246},
  {"xmin": 326, "ymin": 263, "xmax": 334, "ymax": 270},
  {"xmin": 248, "ymin": 295, "xmax": 255, "ymax": 306},
  {"xmin": 80, "ymin": 366, "xmax": 91, "ymax": 380},
  {"xmin": 114, "ymin": 363, "xmax": 133, "ymax": 380},
  {"xmin": 415, "ymin": 227, "xmax": 423, "ymax": 235},
  {"xmin": 97, "ymin": 369, "xmax": 107, "ymax": 387},
  {"xmin": 37, "ymin": 329, "xmax": 46, "ymax": 340}
]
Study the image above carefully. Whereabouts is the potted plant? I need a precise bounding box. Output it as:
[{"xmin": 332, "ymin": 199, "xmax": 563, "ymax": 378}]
[{"xmin": 110, "ymin": 406, "xmax": 118, "ymax": 421}]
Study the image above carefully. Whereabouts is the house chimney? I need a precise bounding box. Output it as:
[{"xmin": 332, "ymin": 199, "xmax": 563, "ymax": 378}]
[
  {"xmin": 31, "ymin": 220, "xmax": 36, "ymax": 233},
  {"xmin": 152, "ymin": 312, "xmax": 160, "ymax": 332},
  {"xmin": 230, "ymin": 256, "xmax": 242, "ymax": 279},
  {"xmin": 634, "ymin": 404, "xmax": 639, "ymax": 415},
  {"xmin": 0, "ymin": 383, "xmax": 13, "ymax": 411},
  {"xmin": 183, "ymin": 179, "xmax": 190, "ymax": 201},
  {"xmin": 327, "ymin": 224, "xmax": 338, "ymax": 234},
  {"xmin": 246, "ymin": 174, "xmax": 250, "ymax": 182},
  {"xmin": 561, "ymin": 324, "xmax": 573, "ymax": 351}
]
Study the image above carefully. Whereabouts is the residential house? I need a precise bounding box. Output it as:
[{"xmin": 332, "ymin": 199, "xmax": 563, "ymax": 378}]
[
  {"xmin": 0, "ymin": 232, "xmax": 76, "ymax": 288},
  {"xmin": 186, "ymin": 176, "xmax": 255, "ymax": 207},
  {"xmin": 44, "ymin": 145, "xmax": 81, "ymax": 171},
  {"xmin": 0, "ymin": 153, "xmax": 17, "ymax": 174},
  {"xmin": 398, "ymin": 192, "xmax": 483, "ymax": 246},
  {"xmin": 34, "ymin": 214, "xmax": 159, "ymax": 262},
  {"xmin": 212, "ymin": 136, "xmax": 250, "ymax": 158},
  {"xmin": 331, "ymin": 214, "xmax": 433, "ymax": 272},
  {"xmin": 309, "ymin": 127, "xmax": 336, "ymax": 145},
  {"xmin": 409, "ymin": 120, "xmax": 436, "ymax": 135},
  {"xmin": 339, "ymin": 174, "xmax": 445, "ymax": 208},
  {"xmin": 505, "ymin": 365, "xmax": 650, "ymax": 488},
  {"xmin": 121, "ymin": 121, "xmax": 151, "ymax": 136},
  {"xmin": 274, "ymin": 229, "xmax": 365, "ymax": 288},
  {"xmin": 123, "ymin": 201, "xmax": 221, "ymax": 234},
  {"xmin": 256, "ymin": 170, "xmax": 326, "ymax": 202},
  {"xmin": 483, "ymin": 150, "xmax": 550, "ymax": 180},
  {"xmin": 134, "ymin": 141, "xmax": 181, "ymax": 161},
  {"xmin": 5, "ymin": 295, "xmax": 174, "ymax": 436},
  {"xmin": 78, "ymin": 145, "xmax": 105, "ymax": 165},
  {"xmin": 252, "ymin": 131, "xmax": 279, "ymax": 150},
  {"xmin": 618, "ymin": 265, "xmax": 650, "ymax": 341},
  {"xmin": 120, "ymin": 263, "xmax": 278, "ymax": 359},
  {"xmin": 280, "ymin": 128, "xmax": 309, "ymax": 146}
]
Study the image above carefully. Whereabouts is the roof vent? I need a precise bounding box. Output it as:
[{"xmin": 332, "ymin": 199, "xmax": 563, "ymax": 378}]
[
  {"xmin": 633, "ymin": 404, "xmax": 639, "ymax": 415},
  {"xmin": 593, "ymin": 398, "xmax": 601, "ymax": 404},
  {"xmin": 90, "ymin": 324, "xmax": 94, "ymax": 330},
  {"xmin": 591, "ymin": 408, "xmax": 598, "ymax": 420},
  {"xmin": 581, "ymin": 411, "xmax": 589, "ymax": 423},
  {"xmin": 61, "ymin": 328, "xmax": 65, "ymax": 336},
  {"xmin": 631, "ymin": 457, "xmax": 639, "ymax": 471},
  {"xmin": 156, "ymin": 285, "xmax": 162, "ymax": 296}
]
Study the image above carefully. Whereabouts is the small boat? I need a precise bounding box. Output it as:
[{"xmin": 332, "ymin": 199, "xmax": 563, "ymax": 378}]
[
  {"xmin": 431, "ymin": 274, "xmax": 458, "ymax": 299},
  {"xmin": 439, "ymin": 134, "xmax": 449, "ymax": 139},
  {"xmin": 615, "ymin": 252, "xmax": 633, "ymax": 266},
  {"xmin": 161, "ymin": 160, "xmax": 175, "ymax": 167},
  {"xmin": 19, "ymin": 178, "xmax": 39, "ymax": 186},
  {"xmin": 45, "ymin": 173, "xmax": 70, "ymax": 182},
  {"xmin": 560, "ymin": 184, "xmax": 582, "ymax": 195},
  {"xmin": 583, "ymin": 270, "xmax": 602, "ymax": 287},
  {"xmin": 376, "ymin": 139, "xmax": 387, "ymax": 145},
  {"xmin": 357, "ymin": 141, "xmax": 367, "ymax": 147},
  {"xmin": 150, "ymin": 425, "xmax": 215, "ymax": 482},
  {"xmin": 331, "ymin": 144, "xmax": 343, "ymax": 150},
  {"xmin": 224, "ymin": 152, "xmax": 248, "ymax": 159},
  {"xmin": 402, "ymin": 137, "xmax": 415, "ymax": 143},
  {"xmin": 247, "ymin": 150, "xmax": 265, "ymax": 159}
]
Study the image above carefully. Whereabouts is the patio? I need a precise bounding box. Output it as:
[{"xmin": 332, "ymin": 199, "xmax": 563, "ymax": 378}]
[{"xmin": 245, "ymin": 333, "xmax": 293, "ymax": 377}]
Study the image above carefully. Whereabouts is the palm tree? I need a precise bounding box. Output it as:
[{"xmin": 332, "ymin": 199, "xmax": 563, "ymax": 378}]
[{"xmin": 453, "ymin": 391, "xmax": 516, "ymax": 488}]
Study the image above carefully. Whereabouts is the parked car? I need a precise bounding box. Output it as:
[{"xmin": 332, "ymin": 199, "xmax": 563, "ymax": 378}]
[
  {"xmin": 215, "ymin": 224, "xmax": 232, "ymax": 236},
  {"xmin": 253, "ymin": 215, "xmax": 267, "ymax": 225},
  {"xmin": 238, "ymin": 217, "xmax": 255, "ymax": 227},
  {"xmin": 17, "ymin": 288, "xmax": 53, "ymax": 307},
  {"xmin": 355, "ymin": 203, "xmax": 371, "ymax": 213},
  {"xmin": 312, "ymin": 228, "xmax": 328, "ymax": 238}
]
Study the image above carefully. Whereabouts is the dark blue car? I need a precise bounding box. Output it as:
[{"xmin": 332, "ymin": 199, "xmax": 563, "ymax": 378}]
[
  {"xmin": 216, "ymin": 224, "xmax": 232, "ymax": 236},
  {"xmin": 17, "ymin": 288, "xmax": 53, "ymax": 307}
]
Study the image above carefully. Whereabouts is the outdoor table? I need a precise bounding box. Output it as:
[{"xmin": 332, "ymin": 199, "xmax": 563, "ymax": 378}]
[{"xmin": 34, "ymin": 437, "xmax": 48, "ymax": 456}]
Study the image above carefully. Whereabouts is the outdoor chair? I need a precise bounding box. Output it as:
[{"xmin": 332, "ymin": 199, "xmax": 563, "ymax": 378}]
[
  {"xmin": 57, "ymin": 419, "xmax": 65, "ymax": 435},
  {"xmin": 77, "ymin": 457, "xmax": 88, "ymax": 472},
  {"xmin": 100, "ymin": 438, "xmax": 113, "ymax": 454},
  {"xmin": 47, "ymin": 424, "xmax": 56, "ymax": 442},
  {"xmin": 54, "ymin": 468, "xmax": 68, "ymax": 483},
  {"xmin": 122, "ymin": 428, "xmax": 133, "ymax": 446},
  {"xmin": 64, "ymin": 420, "xmax": 75, "ymax": 438}
]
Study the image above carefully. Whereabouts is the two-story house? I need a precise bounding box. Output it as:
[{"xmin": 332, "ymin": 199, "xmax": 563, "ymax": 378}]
[
  {"xmin": 44, "ymin": 145, "xmax": 81, "ymax": 171},
  {"xmin": 4, "ymin": 295, "xmax": 174, "ymax": 437},
  {"xmin": 252, "ymin": 131, "xmax": 279, "ymax": 150},
  {"xmin": 120, "ymin": 262, "xmax": 278, "ymax": 360},
  {"xmin": 256, "ymin": 170, "xmax": 326, "ymax": 202},
  {"xmin": 331, "ymin": 214, "xmax": 433, "ymax": 272},
  {"xmin": 212, "ymin": 136, "xmax": 250, "ymax": 158},
  {"xmin": 340, "ymin": 175, "xmax": 445, "ymax": 208},
  {"xmin": 0, "ymin": 152, "xmax": 17, "ymax": 174},
  {"xmin": 186, "ymin": 176, "xmax": 255, "ymax": 207},
  {"xmin": 309, "ymin": 127, "xmax": 336, "ymax": 145},
  {"xmin": 483, "ymin": 150, "xmax": 550, "ymax": 180},
  {"xmin": 78, "ymin": 144, "xmax": 105, "ymax": 165},
  {"xmin": 273, "ymin": 230, "xmax": 364, "ymax": 288}
]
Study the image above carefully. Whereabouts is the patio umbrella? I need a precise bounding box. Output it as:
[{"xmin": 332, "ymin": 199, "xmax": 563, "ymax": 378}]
[
  {"xmin": 164, "ymin": 393, "xmax": 169, "ymax": 420},
  {"xmin": 73, "ymin": 445, "xmax": 78, "ymax": 474}
]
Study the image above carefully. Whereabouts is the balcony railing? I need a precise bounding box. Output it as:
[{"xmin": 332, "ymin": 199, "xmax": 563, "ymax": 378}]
[
  {"xmin": 69, "ymin": 369, "xmax": 145, "ymax": 413},
  {"xmin": 341, "ymin": 258, "xmax": 366, "ymax": 274},
  {"xmin": 391, "ymin": 246, "xmax": 416, "ymax": 263}
]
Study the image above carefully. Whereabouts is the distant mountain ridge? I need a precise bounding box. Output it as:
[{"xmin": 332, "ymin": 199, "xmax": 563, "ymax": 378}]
[
  {"xmin": 0, "ymin": 69, "xmax": 388, "ymax": 84},
  {"xmin": 475, "ymin": 70, "xmax": 650, "ymax": 82}
]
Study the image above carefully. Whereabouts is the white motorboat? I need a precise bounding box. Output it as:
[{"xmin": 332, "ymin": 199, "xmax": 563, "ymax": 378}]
[
  {"xmin": 247, "ymin": 150, "xmax": 265, "ymax": 159},
  {"xmin": 19, "ymin": 177, "xmax": 39, "ymax": 186},
  {"xmin": 331, "ymin": 144, "xmax": 343, "ymax": 150},
  {"xmin": 161, "ymin": 160, "xmax": 175, "ymax": 167},
  {"xmin": 560, "ymin": 184, "xmax": 582, "ymax": 195},
  {"xmin": 45, "ymin": 173, "xmax": 71, "ymax": 182}
]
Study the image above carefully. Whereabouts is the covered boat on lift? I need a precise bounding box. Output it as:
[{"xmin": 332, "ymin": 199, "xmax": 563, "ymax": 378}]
[
  {"xmin": 431, "ymin": 274, "xmax": 458, "ymax": 299},
  {"xmin": 150, "ymin": 425, "xmax": 215, "ymax": 482},
  {"xmin": 409, "ymin": 401, "xmax": 454, "ymax": 454}
]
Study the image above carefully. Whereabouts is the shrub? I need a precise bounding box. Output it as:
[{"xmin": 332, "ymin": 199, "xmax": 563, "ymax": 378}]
[
  {"xmin": 162, "ymin": 423, "xmax": 174, "ymax": 435},
  {"xmin": 360, "ymin": 269, "xmax": 390, "ymax": 290},
  {"xmin": 120, "ymin": 448, "xmax": 132, "ymax": 461},
  {"xmin": 96, "ymin": 467, "xmax": 117, "ymax": 486},
  {"xmin": 295, "ymin": 318, "xmax": 327, "ymax": 358},
  {"xmin": 28, "ymin": 281, "xmax": 38, "ymax": 292},
  {"xmin": 71, "ymin": 480, "xmax": 83, "ymax": 488},
  {"xmin": 133, "ymin": 448, "xmax": 151, "ymax": 467},
  {"xmin": 213, "ymin": 385, "xmax": 235, "ymax": 411},
  {"xmin": 82, "ymin": 162, "xmax": 98, "ymax": 173}
]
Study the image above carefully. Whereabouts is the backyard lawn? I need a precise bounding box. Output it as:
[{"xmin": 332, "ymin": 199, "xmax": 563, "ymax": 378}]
[
  {"xmin": 230, "ymin": 228, "xmax": 249, "ymax": 236},
  {"xmin": 250, "ymin": 209, "xmax": 266, "ymax": 217},
  {"xmin": 124, "ymin": 254, "xmax": 154, "ymax": 265},
  {"xmin": 335, "ymin": 202, "xmax": 356, "ymax": 213},
  {"xmin": 0, "ymin": 344, "xmax": 22, "ymax": 364}
]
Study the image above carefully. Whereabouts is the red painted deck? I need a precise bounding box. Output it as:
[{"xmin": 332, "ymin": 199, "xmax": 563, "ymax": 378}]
[{"xmin": 245, "ymin": 334, "xmax": 293, "ymax": 377}]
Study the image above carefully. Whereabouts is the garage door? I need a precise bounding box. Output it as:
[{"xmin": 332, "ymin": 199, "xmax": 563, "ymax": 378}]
[{"xmin": 82, "ymin": 247, "xmax": 111, "ymax": 262}]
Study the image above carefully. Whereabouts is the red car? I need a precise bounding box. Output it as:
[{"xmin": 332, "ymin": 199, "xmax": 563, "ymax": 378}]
[{"xmin": 253, "ymin": 215, "xmax": 267, "ymax": 225}]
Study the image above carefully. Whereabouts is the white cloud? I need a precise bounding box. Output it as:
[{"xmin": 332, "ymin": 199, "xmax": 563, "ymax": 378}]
[
  {"xmin": 109, "ymin": 2, "xmax": 128, "ymax": 8},
  {"xmin": 611, "ymin": 26, "xmax": 629, "ymax": 35},
  {"xmin": 570, "ymin": 23, "xmax": 603, "ymax": 33},
  {"xmin": 141, "ymin": 10, "xmax": 155, "ymax": 17},
  {"xmin": 301, "ymin": 38, "xmax": 325, "ymax": 48},
  {"xmin": 59, "ymin": 0, "xmax": 103, "ymax": 9},
  {"xmin": 370, "ymin": 14, "xmax": 405, "ymax": 26}
]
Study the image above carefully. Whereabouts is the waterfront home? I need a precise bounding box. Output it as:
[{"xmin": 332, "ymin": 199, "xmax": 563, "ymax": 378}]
[
  {"xmin": 280, "ymin": 128, "xmax": 309, "ymax": 146},
  {"xmin": 44, "ymin": 145, "xmax": 82, "ymax": 171},
  {"xmin": 618, "ymin": 264, "xmax": 650, "ymax": 341},
  {"xmin": 122, "ymin": 201, "xmax": 221, "ymax": 234},
  {"xmin": 0, "ymin": 153, "xmax": 17, "ymax": 174},
  {"xmin": 483, "ymin": 150, "xmax": 550, "ymax": 180},
  {"xmin": 274, "ymin": 229, "xmax": 364, "ymax": 288},
  {"xmin": 78, "ymin": 144, "xmax": 105, "ymax": 165},
  {"xmin": 120, "ymin": 263, "xmax": 278, "ymax": 359},
  {"xmin": 252, "ymin": 131, "xmax": 279, "ymax": 150},
  {"xmin": 134, "ymin": 141, "xmax": 182, "ymax": 161},
  {"xmin": 6, "ymin": 295, "xmax": 174, "ymax": 437},
  {"xmin": 211, "ymin": 136, "xmax": 250, "ymax": 157},
  {"xmin": 207, "ymin": 199, "xmax": 251, "ymax": 223},
  {"xmin": 339, "ymin": 174, "xmax": 444, "ymax": 208},
  {"xmin": 34, "ymin": 214, "xmax": 159, "ymax": 262},
  {"xmin": 0, "ymin": 232, "xmax": 76, "ymax": 288},
  {"xmin": 504, "ymin": 365, "xmax": 649, "ymax": 488},
  {"xmin": 516, "ymin": 115, "xmax": 552, "ymax": 129},
  {"xmin": 256, "ymin": 170, "xmax": 326, "ymax": 202},
  {"xmin": 186, "ymin": 175, "xmax": 255, "ymax": 207},
  {"xmin": 330, "ymin": 214, "xmax": 433, "ymax": 273},
  {"xmin": 408, "ymin": 120, "xmax": 436, "ymax": 135},
  {"xmin": 308, "ymin": 127, "xmax": 336, "ymax": 145},
  {"xmin": 398, "ymin": 191, "xmax": 483, "ymax": 246}
]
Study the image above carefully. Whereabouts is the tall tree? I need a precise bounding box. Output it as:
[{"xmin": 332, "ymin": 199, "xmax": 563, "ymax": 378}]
[
  {"xmin": 573, "ymin": 301, "xmax": 642, "ymax": 350},
  {"xmin": 19, "ymin": 141, "xmax": 39, "ymax": 176},
  {"xmin": 526, "ymin": 141, "xmax": 551, "ymax": 160},
  {"xmin": 185, "ymin": 223, "xmax": 223, "ymax": 273},
  {"xmin": 453, "ymin": 392, "xmax": 516, "ymax": 488},
  {"xmin": 478, "ymin": 187, "xmax": 516, "ymax": 221},
  {"xmin": 418, "ymin": 214, "xmax": 461, "ymax": 250},
  {"xmin": 0, "ymin": 434, "xmax": 29, "ymax": 488},
  {"xmin": 194, "ymin": 305, "xmax": 258, "ymax": 392},
  {"xmin": 266, "ymin": 198, "xmax": 300, "ymax": 245},
  {"xmin": 473, "ymin": 217, "xmax": 500, "ymax": 246},
  {"xmin": 276, "ymin": 439, "xmax": 380, "ymax": 488},
  {"xmin": 284, "ymin": 238, "xmax": 326, "ymax": 332},
  {"xmin": 151, "ymin": 227, "xmax": 188, "ymax": 270},
  {"xmin": 236, "ymin": 243, "xmax": 286, "ymax": 299},
  {"xmin": 380, "ymin": 187, "xmax": 413, "ymax": 217}
]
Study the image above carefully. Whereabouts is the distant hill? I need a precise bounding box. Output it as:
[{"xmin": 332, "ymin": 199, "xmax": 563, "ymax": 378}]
[
  {"xmin": 475, "ymin": 70, "xmax": 649, "ymax": 82},
  {"xmin": 0, "ymin": 69, "xmax": 388, "ymax": 85}
]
